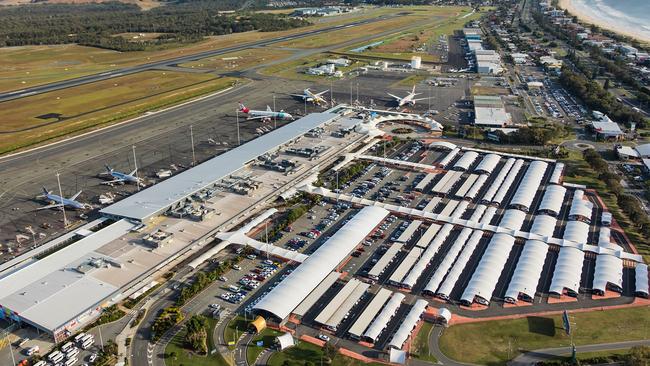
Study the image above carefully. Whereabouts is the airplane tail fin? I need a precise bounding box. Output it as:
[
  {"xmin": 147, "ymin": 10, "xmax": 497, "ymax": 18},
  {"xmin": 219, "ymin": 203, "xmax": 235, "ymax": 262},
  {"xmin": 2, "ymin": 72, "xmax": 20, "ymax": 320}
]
[
  {"xmin": 266, "ymin": 105, "xmax": 273, "ymax": 112},
  {"xmin": 71, "ymin": 191, "xmax": 82, "ymax": 201},
  {"xmin": 42, "ymin": 187, "xmax": 50, "ymax": 195},
  {"xmin": 238, "ymin": 102, "xmax": 249, "ymax": 114},
  {"xmin": 105, "ymin": 164, "xmax": 113, "ymax": 173},
  {"xmin": 412, "ymin": 85, "xmax": 417, "ymax": 94}
]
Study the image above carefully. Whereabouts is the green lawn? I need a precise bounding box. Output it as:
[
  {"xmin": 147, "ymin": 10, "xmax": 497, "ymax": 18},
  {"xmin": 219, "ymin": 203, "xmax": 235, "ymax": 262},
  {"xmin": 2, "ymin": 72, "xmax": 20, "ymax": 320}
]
[
  {"xmin": 438, "ymin": 307, "xmax": 650, "ymax": 365},
  {"xmin": 411, "ymin": 322, "xmax": 438, "ymax": 363},
  {"xmin": 267, "ymin": 341, "xmax": 385, "ymax": 366},
  {"xmin": 247, "ymin": 328, "xmax": 283, "ymax": 365},
  {"xmin": 164, "ymin": 317, "xmax": 229, "ymax": 366}
]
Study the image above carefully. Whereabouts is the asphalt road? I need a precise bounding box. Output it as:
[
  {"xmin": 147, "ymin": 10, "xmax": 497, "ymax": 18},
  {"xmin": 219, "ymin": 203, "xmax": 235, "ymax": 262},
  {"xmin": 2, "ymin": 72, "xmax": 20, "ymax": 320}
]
[
  {"xmin": 0, "ymin": 15, "xmax": 397, "ymax": 103},
  {"xmin": 509, "ymin": 339, "xmax": 650, "ymax": 366}
]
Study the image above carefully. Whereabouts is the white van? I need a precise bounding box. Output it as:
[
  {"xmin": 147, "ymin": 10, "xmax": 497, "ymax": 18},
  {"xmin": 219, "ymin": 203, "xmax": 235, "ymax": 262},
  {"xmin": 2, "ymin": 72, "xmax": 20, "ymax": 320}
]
[{"xmin": 26, "ymin": 346, "xmax": 39, "ymax": 356}]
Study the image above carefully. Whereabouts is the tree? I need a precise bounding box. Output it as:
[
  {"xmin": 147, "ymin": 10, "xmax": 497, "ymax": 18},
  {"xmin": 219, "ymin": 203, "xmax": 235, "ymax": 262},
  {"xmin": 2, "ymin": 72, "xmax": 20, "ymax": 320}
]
[
  {"xmin": 628, "ymin": 345, "xmax": 650, "ymax": 366},
  {"xmin": 604, "ymin": 79, "xmax": 611, "ymax": 90}
]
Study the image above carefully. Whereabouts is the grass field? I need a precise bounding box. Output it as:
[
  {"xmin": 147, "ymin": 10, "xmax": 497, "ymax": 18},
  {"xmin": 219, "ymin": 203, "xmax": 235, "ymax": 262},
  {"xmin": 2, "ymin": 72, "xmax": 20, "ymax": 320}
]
[
  {"xmin": 0, "ymin": 6, "xmax": 440, "ymax": 93},
  {"xmin": 0, "ymin": 70, "xmax": 237, "ymax": 154},
  {"xmin": 164, "ymin": 317, "xmax": 229, "ymax": 366},
  {"xmin": 224, "ymin": 315, "xmax": 249, "ymax": 349},
  {"xmin": 338, "ymin": 7, "xmax": 484, "ymax": 62},
  {"xmin": 179, "ymin": 48, "xmax": 294, "ymax": 72},
  {"xmin": 267, "ymin": 341, "xmax": 385, "ymax": 366},
  {"xmin": 438, "ymin": 306, "xmax": 650, "ymax": 365},
  {"xmin": 258, "ymin": 53, "xmax": 367, "ymax": 81},
  {"xmin": 411, "ymin": 322, "xmax": 438, "ymax": 363}
]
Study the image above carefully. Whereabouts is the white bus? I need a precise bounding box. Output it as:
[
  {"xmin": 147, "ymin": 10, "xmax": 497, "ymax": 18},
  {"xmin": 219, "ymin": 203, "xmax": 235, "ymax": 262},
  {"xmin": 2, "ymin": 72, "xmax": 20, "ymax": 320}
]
[
  {"xmin": 80, "ymin": 334, "xmax": 94, "ymax": 344},
  {"xmin": 34, "ymin": 361, "xmax": 47, "ymax": 366},
  {"xmin": 66, "ymin": 347, "xmax": 79, "ymax": 359},
  {"xmin": 64, "ymin": 356, "xmax": 78, "ymax": 366},
  {"xmin": 48, "ymin": 351, "xmax": 65, "ymax": 364},
  {"xmin": 61, "ymin": 341, "xmax": 74, "ymax": 352},
  {"xmin": 81, "ymin": 338, "xmax": 95, "ymax": 350},
  {"xmin": 74, "ymin": 333, "xmax": 87, "ymax": 343}
]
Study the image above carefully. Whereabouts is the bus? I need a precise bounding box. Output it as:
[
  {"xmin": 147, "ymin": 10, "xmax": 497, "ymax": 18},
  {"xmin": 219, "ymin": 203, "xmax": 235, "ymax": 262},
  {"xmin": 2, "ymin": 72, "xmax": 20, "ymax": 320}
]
[
  {"xmin": 64, "ymin": 356, "xmax": 78, "ymax": 366},
  {"xmin": 74, "ymin": 333, "xmax": 87, "ymax": 343},
  {"xmin": 48, "ymin": 351, "xmax": 65, "ymax": 364},
  {"xmin": 61, "ymin": 341, "xmax": 74, "ymax": 353},
  {"xmin": 81, "ymin": 338, "xmax": 95, "ymax": 350},
  {"xmin": 66, "ymin": 347, "xmax": 79, "ymax": 359}
]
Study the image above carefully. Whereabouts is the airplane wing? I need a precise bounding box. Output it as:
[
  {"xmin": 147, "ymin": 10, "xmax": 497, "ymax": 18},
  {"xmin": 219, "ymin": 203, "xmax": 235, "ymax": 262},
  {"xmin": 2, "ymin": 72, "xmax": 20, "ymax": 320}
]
[
  {"xmin": 412, "ymin": 97, "xmax": 430, "ymax": 102},
  {"xmin": 101, "ymin": 179, "xmax": 126, "ymax": 185},
  {"xmin": 129, "ymin": 169, "xmax": 137, "ymax": 176},
  {"xmin": 70, "ymin": 191, "xmax": 82, "ymax": 200},
  {"xmin": 246, "ymin": 115, "xmax": 268, "ymax": 121},
  {"xmin": 387, "ymin": 93, "xmax": 402, "ymax": 101},
  {"xmin": 37, "ymin": 203, "xmax": 64, "ymax": 210},
  {"xmin": 314, "ymin": 90, "xmax": 329, "ymax": 97},
  {"xmin": 289, "ymin": 93, "xmax": 306, "ymax": 98}
]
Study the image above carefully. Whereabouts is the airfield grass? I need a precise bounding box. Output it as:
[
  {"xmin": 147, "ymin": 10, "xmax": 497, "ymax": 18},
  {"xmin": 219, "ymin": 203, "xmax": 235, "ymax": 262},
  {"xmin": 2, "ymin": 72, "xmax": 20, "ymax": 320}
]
[
  {"xmin": 0, "ymin": 70, "xmax": 237, "ymax": 155},
  {"xmin": 338, "ymin": 7, "xmax": 484, "ymax": 62},
  {"xmin": 0, "ymin": 6, "xmax": 434, "ymax": 93},
  {"xmin": 224, "ymin": 315, "xmax": 249, "ymax": 349},
  {"xmin": 258, "ymin": 53, "xmax": 368, "ymax": 81},
  {"xmin": 179, "ymin": 48, "xmax": 295, "ymax": 72},
  {"xmin": 438, "ymin": 306, "xmax": 650, "ymax": 366},
  {"xmin": 164, "ymin": 317, "xmax": 229, "ymax": 366},
  {"xmin": 267, "ymin": 341, "xmax": 384, "ymax": 366}
]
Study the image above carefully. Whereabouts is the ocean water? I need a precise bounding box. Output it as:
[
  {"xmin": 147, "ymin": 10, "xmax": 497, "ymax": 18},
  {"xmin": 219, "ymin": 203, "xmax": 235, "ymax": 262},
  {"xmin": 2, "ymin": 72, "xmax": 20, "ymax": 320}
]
[{"xmin": 571, "ymin": 0, "xmax": 650, "ymax": 41}]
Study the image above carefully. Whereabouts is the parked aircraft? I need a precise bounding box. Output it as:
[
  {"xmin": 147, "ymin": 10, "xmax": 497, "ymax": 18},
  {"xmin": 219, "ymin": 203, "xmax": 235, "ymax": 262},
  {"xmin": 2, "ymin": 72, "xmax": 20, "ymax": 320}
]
[
  {"xmin": 238, "ymin": 103, "xmax": 293, "ymax": 121},
  {"xmin": 387, "ymin": 85, "xmax": 428, "ymax": 107},
  {"xmin": 37, "ymin": 188, "xmax": 90, "ymax": 210},
  {"xmin": 100, "ymin": 165, "xmax": 143, "ymax": 186},
  {"xmin": 291, "ymin": 88, "xmax": 329, "ymax": 106}
]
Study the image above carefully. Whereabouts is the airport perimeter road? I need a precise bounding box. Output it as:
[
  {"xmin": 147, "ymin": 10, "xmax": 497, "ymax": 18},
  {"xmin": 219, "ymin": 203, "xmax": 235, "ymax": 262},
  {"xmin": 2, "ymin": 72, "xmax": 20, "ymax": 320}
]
[
  {"xmin": 0, "ymin": 15, "xmax": 394, "ymax": 103},
  {"xmin": 509, "ymin": 340, "xmax": 650, "ymax": 366}
]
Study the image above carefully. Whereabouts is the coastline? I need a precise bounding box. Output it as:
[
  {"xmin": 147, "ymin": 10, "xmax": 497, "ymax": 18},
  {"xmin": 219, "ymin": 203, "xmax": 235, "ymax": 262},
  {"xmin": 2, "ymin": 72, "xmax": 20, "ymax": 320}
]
[{"xmin": 557, "ymin": 0, "xmax": 650, "ymax": 44}]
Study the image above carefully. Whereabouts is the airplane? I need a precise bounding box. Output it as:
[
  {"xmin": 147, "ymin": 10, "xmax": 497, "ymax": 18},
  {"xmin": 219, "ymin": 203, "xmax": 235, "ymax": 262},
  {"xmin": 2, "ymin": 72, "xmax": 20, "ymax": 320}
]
[
  {"xmin": 100, "ymin": 165, "xmax": 143, "ymax": 186},
  {"xmin": 238, "ymin": 103, "xmax": 293, "ymax": 121},
  {"xmin": 37, "ymin": 187, "xmax": 90, "ymax": 210},
  {"xmin": 290, "ymin": 88, "xmax": 329, "ymax": 106},
  {"xmin": 387, "ymin": 85, "xmax": 429, "ymax": 107}
]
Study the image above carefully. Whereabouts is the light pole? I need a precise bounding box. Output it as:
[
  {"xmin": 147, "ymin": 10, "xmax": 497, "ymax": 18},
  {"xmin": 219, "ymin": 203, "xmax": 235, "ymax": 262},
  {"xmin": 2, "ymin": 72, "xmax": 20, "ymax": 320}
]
[
  {"xmin": 349, "ymin": 82, "xmax": 353, "ymax": 105},
  {"xmin": 190, "ymin": 125, "xmax": 196, "ymax": 166},
  {"xmin": 273, "ymin": 94, "xmax": 277, "ymax": 129},
  {"xmin": 236, "ymin": 109, "xmax": 241, "ymax": 146},
  {"xmin": 132, "ymin": 145, "xmax": 140, "ymax": 192},
  {"xmin": 56, "ymin": 172, "xmax": 67, "ymax": 228},
  {"xmin": 304, "ymin": 98, "xmax": 307, "ymax": 115}
]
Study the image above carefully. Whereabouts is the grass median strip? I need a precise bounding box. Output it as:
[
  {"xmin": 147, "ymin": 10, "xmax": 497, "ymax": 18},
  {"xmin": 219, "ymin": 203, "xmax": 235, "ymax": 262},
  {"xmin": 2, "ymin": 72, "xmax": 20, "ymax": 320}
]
[{"xmin": 0, "ymin": 71, "xmax": 238, "ymax": 155}]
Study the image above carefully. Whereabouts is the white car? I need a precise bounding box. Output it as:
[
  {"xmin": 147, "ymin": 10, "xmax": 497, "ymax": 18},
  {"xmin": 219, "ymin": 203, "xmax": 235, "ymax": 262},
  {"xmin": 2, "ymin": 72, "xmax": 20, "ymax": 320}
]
[
  {"xmin": 317, "ymin": 334, "xmax": 330, "ymax": 342},
  {"xmin": 232, "ymin": 265, "xmax": 241, "ymax": 270}
]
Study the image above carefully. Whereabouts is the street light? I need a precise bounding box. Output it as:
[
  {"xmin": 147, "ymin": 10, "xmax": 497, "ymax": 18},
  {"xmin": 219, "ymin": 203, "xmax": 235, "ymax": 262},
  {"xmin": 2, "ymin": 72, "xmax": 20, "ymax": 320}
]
[
  {"xmin": 235, "ymin": 109, "xmax": 241, "ymax": 146},
  {"xmin": 56, "ymin": 172, "xmax": 67, "ymax": 228}
]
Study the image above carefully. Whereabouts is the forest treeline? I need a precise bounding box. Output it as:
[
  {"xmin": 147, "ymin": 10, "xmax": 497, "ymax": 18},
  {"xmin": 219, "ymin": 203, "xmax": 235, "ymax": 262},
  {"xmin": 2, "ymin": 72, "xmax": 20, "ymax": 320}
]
[{"xmin": 0, "ymin": 1, "xmax": 310, "ymax": 51}]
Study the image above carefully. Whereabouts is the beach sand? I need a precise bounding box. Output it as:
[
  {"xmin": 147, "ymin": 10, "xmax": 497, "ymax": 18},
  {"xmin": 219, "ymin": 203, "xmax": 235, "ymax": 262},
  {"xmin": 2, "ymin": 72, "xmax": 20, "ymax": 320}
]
[{"xmin": 558, "ymin": 0, "xmax": 650, "ymax": 44}]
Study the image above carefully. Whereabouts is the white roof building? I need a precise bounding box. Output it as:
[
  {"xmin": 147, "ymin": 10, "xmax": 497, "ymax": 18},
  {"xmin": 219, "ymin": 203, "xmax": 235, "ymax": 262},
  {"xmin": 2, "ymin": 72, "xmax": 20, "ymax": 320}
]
[
  {"xmin": 530, "ymin": 214, "xmax": 557, "ymax": 239},
  {"xmin": 474, "ymin": 154, "xmax": 501, "ymax": 174},
  {"xmin": 387, "ymin": 299, "xmax": 428, "ymax": 349},
  {"xmin": 473, "ymin": 95, "xmax": 512, "ymax": 127},
  {"xmin": 454, "ymin": 151, "xmax": 480, "ymax": 171},
  {"xmin": 498, "ymin": 209, "xmax": 528, "ymax": 231},
  {"xmin": 363, "ymin": 292, "xmax": 405, "ymax": 342},
  {"xmin": 635, "ymin": 143, "xmax": 650, "ymax": 158},
  {"xmin": 433, "ymin": 230, "xmax": 485, "ymax": 299},
  {"xmin": 276, "ymin": 332, "xmax": 295, "ymax": 350},
  {"xmin": 548, "ymin": 162, "xmax": 564, "ymax": 185},
  {"xmin": 635, "ymin": 264, "xmax": 649, "ymax": 298},
  {"xmin": 253, "ymin": 206, "xmax": 388, "ymax": 320},
  {"xmin": 348, "ymin": 288, "xmax": 392, "ymax": 339}
]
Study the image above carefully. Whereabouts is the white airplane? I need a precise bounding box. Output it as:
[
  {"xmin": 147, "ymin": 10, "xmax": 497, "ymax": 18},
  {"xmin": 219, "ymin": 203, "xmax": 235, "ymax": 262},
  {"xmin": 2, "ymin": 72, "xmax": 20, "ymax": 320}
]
[
  {"xmin": 238, "ymin": 103, "xmax": 293, "ymax": 121},
  {"xmin": 37, "ymin": 187, "xmax": 90, "ymax": 210},
  {"xmin": 291, "ymin": 88, "xmax": 329, "ymax": 106},
  {"xmin": 100, "ymin": 165, "xmax": 143, "ymax": 186},
  {"xmin": 387, "ymin": 85, "xmax": 429, "ymax": 107}
]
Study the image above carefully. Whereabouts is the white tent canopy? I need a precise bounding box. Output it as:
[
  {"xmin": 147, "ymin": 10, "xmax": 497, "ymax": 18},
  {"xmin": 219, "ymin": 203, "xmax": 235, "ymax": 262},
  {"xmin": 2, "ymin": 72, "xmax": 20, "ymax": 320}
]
[
  {"xmin": 454, "ymin": 151, "xmax": 480, "ymax": 171},
  {"xmin": 498, "ymin": 209, "xmax": 527, "ymax": 231},
  {"xmin": 388, "ymin": 299, "xmax": 428, "ymax": 349},
  {"xmin": 432, "ymin": 230, "xmax": 484, "ymax": 299},
  {"xmin": 549, "ymin": 246, "xmax": 584, "ymax": 296},
  {"xmin": 482, "ymin": 158, "xmax": 516, "ymax": 202},
  {"xmin": 276, "ymin": 332, "xmax": 295, "ymax": 350},
  {"xmin": 635, "ymin": 264, "xmax": 649, "ymax": 297},
  {"xmin": 592, "ymin": 254, "xmax": 623, "ymax": 295},
  {"xmin": 474, "ymin": 154, "xmax": 501, "ymax": 175},
  {"xmin": 538, "ymin": 185, "xmax": 567, "ymax": 216},
  {"xmin": 510, "ymin": 161, "xmax": 548, "ymax": 212},
  {"xmin": 363, "ymin": 292, "xmax": 405, "ymax": 342},
  {"xmin": 529, "ymin": 214, "xmax": 557, "ymax": 239},
  {"xmin": 253, "ymin": 206, "xmax": 388, "ymax": 319},
  {"xmin": 461, "ymin": 233, "xmax": 516, "ymax": 305},
  {"xmin": 504, "ymin": 240, "xmax": 548, "ymax": 302}
]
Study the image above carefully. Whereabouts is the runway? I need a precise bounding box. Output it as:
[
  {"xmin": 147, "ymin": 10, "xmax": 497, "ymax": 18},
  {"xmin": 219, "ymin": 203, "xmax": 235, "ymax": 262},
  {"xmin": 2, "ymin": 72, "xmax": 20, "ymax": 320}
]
[{"xmin": 0, "ymin": 15, "xmax": 396, "ymax": 103}]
